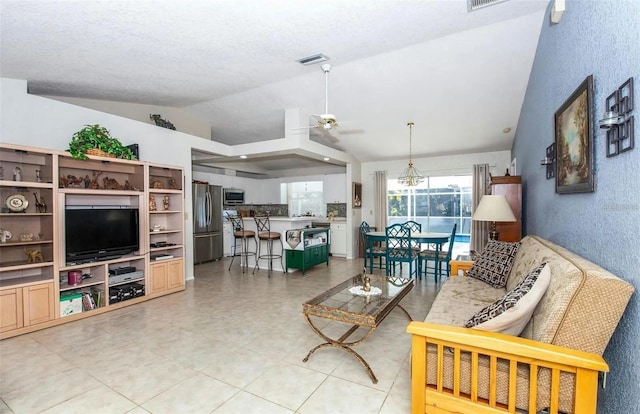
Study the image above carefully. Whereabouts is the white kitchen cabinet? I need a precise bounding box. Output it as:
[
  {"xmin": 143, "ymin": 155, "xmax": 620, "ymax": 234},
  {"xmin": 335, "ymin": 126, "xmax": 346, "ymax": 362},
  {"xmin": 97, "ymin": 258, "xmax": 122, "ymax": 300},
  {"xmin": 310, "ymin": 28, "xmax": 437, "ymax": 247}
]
[
  {"xmin": 260, "ymin": 179, "xmax": 281, "ymax": 204},
  {"xmin": 329, "ymin": 222, "xmax": 347, "ymax": 256},
  {"xmin": 323, "ymin": 174, "xmax": 347, "ymax": 203}
]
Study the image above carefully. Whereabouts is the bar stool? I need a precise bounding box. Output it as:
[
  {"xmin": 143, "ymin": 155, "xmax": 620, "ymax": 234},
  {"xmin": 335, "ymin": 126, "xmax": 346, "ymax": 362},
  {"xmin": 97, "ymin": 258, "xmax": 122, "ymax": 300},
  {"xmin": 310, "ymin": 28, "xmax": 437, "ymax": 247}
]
[
  {"xmin": 227, "ymin": 214, "xmax": 256, "ymax": 273},
  {"xmin": 253, "ymin": 215, "xmax": 285, "ymax": 276}
]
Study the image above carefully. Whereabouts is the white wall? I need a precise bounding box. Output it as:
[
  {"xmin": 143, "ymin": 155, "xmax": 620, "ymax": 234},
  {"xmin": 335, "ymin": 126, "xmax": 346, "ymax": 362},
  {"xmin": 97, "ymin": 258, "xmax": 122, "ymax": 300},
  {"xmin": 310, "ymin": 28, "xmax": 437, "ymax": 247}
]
[
  {"xmin": 44, "ymin": 95, "xmax": 212, "ymax": 140},
  {"xmin": 360, "ymin": 151, "xmax": 513, "ymax": 224}
]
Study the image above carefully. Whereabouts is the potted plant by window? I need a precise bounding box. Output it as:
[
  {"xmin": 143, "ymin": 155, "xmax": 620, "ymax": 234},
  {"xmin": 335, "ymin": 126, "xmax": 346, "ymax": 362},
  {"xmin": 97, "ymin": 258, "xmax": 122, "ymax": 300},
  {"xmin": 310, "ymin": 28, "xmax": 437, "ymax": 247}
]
[{"xmin": 68, "ymin": 124, "xmax": 137, "ymax": 160}]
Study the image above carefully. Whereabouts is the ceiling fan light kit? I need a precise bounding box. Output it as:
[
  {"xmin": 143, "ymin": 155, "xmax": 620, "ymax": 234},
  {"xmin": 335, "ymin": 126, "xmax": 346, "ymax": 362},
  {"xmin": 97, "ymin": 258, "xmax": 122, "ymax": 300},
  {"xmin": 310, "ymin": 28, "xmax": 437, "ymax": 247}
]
[{"xmin": 398, "ymin": 122, "xmax": 425, "ymax": 187}]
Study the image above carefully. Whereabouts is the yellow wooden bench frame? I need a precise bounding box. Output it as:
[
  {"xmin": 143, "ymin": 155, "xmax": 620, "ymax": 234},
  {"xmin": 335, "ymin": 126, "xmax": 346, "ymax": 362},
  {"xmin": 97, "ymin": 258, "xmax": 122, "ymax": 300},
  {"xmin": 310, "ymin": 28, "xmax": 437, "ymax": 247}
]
[{"xmin": 406, "ymin": 322, "xmax": 608, "ymax": 414}]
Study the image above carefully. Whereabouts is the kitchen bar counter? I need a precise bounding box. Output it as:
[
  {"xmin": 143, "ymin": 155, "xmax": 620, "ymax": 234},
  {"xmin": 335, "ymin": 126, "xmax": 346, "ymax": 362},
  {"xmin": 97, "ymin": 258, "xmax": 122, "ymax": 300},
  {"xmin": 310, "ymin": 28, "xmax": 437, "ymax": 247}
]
[
  {"xmin": 236, "ymin": 217, "xmax": 313, "ymax": 273},
  {"xmin": 268, "ymin": 217, "xmax": 317, "ymax": 222}
]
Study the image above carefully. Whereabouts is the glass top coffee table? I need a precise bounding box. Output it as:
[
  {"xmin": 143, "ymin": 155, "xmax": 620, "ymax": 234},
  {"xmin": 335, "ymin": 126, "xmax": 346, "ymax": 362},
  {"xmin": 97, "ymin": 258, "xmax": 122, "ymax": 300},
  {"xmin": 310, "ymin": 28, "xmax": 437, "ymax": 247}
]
[{"xmin": 302, "ymin": 274, "xmax": 414, "ymax": 383}]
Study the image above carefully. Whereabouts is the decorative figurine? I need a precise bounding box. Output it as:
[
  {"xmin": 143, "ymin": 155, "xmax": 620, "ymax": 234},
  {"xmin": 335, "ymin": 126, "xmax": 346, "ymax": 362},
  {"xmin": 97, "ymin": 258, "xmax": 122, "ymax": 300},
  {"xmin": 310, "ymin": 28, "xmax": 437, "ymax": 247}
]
[
  {"xmin": 150, "ymin": 114, "xmax": 176, "ymax": 130},
  {"xmin": 103, "ymin": 176, "xmax": 123, "ymax": 190},
  {"xmin": 150, "ymin": 179, "xmax": 164, "ymax": 189},
  {"xmin": 0, "ymin": 229, "xmax": 12, "ymax": 243},
  {"xmin": 33, "ymin": 192, "xmax": 47, "ymax": 213},
  {"xmin": 35, "ymin": 169, "xmax": 42, "ymax": 183},
  {"xmin": 20, "ymin": 232, "xmax": 34, "ymax": 242},
  {"xmin": 90, "ymin": 171, "xmax": 102, "ymax": 189},
  {"xmin": 168, "ymin": 178, "xmax": 178, "ymax": 190},
  {"xmin": 63, "ymin": 174, "xmax": 82, "ymax": 188},
  {"xmin": 149, "ymin": 195, "xmax": 157, "ymax": 211},
  {"xmin": 13, "ymin": 166, "xmax": 22, "ymax": 181},
  {"xmin": 25, "ymin": 249, "xmax": 43, "ymax": 263},
  {"xmin": 163, "ymin": 195, "xmax": 170, "ymax": 210},
  {"xmin": 363, "ymin": 276, "xmax": 371, "ymax": 292}
]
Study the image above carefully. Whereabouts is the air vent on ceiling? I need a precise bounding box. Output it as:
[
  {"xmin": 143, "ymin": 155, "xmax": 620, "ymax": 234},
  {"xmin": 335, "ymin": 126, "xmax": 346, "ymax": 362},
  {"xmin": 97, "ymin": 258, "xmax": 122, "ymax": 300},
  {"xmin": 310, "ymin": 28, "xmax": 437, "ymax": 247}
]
[
  {"xmin": 467, "ymin": 0, "xmax": 509, "ymax": 12},
  {"xmin": 297, "ymin": 54, "xmax": 329, "ymax": 66}
]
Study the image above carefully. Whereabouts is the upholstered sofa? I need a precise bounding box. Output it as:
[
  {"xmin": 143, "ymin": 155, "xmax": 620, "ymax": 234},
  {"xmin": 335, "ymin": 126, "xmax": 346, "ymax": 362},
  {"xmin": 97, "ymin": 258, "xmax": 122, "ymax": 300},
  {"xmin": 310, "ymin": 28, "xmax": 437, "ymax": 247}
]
[{"xmin": 406, "ymin": 235, "xmax": 634, "ymax": 414}]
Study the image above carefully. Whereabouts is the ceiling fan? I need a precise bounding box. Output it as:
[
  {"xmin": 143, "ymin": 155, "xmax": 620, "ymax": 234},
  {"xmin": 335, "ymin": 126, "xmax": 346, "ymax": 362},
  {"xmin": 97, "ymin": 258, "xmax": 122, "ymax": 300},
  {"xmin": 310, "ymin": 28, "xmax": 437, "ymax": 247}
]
[
  {"xmin": 293, "ymin": 63, "xmax": 351, "ymax": 143},
  {"xmin": 314, "ymin": 63, "xmax": 339, "ymax": 131}
]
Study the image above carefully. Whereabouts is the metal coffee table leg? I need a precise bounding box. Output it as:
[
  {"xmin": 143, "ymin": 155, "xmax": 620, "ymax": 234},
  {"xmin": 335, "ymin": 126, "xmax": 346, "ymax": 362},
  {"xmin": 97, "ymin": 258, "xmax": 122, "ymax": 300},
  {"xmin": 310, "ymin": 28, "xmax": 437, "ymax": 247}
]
[{"xmin": 302, "ymin": 315, "xmax": 380, "ymax": 383}]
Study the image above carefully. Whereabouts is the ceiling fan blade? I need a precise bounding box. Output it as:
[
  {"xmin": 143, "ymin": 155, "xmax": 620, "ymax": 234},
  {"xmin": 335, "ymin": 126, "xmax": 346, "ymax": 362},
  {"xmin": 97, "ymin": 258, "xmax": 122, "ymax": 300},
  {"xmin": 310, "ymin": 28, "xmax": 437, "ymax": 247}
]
[
  {"xmin": 338, "ymin": 128, "xmax": 364, "ymax": 135},
  {"xmin": 325, "ymin": 128, "xmax": 341, "ymax": 143},
  {"xmin": 310, "ymin": 125, "xmax": 340, "ymax": 143}
]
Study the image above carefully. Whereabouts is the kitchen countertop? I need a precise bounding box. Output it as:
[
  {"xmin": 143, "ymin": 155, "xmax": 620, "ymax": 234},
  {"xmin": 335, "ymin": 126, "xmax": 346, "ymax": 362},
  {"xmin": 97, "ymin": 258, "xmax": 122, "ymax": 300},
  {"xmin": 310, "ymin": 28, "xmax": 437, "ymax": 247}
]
[
  {"xmin": 269, "ymin": 217, "xmax": 313, "ymax": 222},
  {"xmin": 309, "ymin": 218, "xmax": 347, "ymax": 223},
  {"xmin": 237, "ymin": 216, "xmax": 346, "ymax": 222}
]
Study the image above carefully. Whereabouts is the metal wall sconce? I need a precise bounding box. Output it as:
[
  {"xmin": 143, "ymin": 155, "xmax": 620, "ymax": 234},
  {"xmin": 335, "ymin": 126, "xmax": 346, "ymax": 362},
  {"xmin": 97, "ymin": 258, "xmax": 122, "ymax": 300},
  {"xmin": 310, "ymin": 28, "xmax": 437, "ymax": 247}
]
[
  {"xmin": 598, "ymin": 77, "xmax": 634, "ymax": 157},
  {"xmin": 540, "ymin": 143, "xmax": 555, "ymax": 179}
]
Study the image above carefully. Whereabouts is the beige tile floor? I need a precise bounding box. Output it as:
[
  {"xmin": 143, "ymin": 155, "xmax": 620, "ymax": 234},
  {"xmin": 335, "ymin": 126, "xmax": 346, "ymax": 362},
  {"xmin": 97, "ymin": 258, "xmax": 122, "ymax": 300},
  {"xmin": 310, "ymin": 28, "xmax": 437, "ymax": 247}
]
[{"xmin": 0, "ymin": 257, "xmax": 443, "ymax": 414}]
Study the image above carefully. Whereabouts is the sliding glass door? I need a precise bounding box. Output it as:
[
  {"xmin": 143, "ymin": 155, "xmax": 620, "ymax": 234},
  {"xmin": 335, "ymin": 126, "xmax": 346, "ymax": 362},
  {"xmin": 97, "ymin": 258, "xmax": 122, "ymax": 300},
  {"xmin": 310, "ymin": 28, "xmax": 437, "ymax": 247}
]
[{"xmin": 387, "ymin": 175, "xmax": 472, "ymax": 237}]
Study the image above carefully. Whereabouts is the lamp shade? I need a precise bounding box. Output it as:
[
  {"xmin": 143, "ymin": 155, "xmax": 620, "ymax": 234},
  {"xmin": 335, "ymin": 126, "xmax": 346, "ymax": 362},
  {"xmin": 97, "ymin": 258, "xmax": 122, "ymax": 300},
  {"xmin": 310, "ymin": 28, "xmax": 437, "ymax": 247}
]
[{"xmin": 472, "ymin": 195, "xmax": 516, "ymax": 222}]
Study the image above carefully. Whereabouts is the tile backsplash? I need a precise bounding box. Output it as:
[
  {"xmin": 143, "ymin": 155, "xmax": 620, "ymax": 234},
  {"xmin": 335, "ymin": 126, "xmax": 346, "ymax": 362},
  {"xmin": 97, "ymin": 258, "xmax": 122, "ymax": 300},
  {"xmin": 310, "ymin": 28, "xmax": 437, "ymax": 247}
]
[
  {"xmin": 230, "ymin": 204, "xmax": 288, "ymax": 217},
  {"xmin": 228, "ymin": 203, "xmax": 347, "ymax": 218},
  {"xmin": 327, "ymin": 203, "xmax": 346, "ymax": 217}
]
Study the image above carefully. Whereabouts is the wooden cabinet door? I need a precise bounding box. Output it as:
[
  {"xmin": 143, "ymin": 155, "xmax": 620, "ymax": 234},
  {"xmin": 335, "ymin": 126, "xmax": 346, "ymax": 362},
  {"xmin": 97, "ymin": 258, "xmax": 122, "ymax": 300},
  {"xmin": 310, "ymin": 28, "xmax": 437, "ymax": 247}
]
[
  {"xmin": 0, "ymin": 288, "xmax": 24, "ymax": 332},
  {"xmin": 150, "ymin": 263, "xmax": 168, "ymax": 294},
  {"xmin": 23, "ymin": 283, "xmax": 55, "ymax": 326},
  {"xmin": 491, "ymin": 176, "xmax": 522, "ymax": 242},
  {"xmin": 167, "ymin": 259, "xmax": 184, "ymax": 290}
]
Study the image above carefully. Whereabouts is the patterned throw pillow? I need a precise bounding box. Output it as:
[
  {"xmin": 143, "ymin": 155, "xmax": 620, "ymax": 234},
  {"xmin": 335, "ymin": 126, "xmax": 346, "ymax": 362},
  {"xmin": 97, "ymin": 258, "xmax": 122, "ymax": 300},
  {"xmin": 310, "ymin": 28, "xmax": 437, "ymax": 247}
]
[
  {"xmin": 467, "ymin": 240, "xmax": 521, "ymax": 288},
  {"xmin": 464, "ymin": 263, "xmax": 550, "ymax": 336}
]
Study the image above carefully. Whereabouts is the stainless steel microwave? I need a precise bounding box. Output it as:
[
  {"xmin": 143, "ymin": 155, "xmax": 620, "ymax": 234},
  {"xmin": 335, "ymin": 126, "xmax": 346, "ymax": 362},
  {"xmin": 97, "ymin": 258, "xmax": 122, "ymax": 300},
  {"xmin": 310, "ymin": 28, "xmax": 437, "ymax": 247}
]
[{"xmin": 223, "ymin": 188, "xmax": 244, "ymax": 205}]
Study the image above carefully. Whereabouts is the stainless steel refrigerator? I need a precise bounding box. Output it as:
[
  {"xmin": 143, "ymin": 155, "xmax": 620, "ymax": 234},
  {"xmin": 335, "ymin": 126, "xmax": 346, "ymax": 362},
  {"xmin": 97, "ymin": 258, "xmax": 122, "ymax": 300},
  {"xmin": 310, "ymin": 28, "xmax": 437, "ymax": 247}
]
[{"xmin": 193, "ymin": 183, "xmax": 223, "ymax": 264}]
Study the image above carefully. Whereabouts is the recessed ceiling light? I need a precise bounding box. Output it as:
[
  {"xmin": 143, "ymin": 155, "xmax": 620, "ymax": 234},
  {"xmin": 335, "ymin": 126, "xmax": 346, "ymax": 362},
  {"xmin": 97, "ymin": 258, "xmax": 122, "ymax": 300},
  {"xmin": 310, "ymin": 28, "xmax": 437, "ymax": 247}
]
[
  {"xmin": 503, "ymin": 127, "xmax": 511, "ymax": 134},
  {"xmin": 239, "ymin": 155, "xmax": 247, "ymax": 159},
  {"xmin": 323, "ymin": 157, "xmax": 330, "ymax": 161},
  {"xmin": 297, "ymin": 53, "xmax": 329, "ymax": 66}
]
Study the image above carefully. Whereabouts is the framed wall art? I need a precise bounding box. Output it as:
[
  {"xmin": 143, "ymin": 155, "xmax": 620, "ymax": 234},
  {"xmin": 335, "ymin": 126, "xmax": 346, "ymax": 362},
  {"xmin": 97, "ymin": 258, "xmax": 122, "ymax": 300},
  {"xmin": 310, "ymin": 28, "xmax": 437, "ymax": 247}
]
[
  {"xmin": 554, "ymin": 75, "xmax": 595, "ymax": 194},
  {"xmin": 352, "ymin": 182, "xmax": 362, "ymax": 208}
]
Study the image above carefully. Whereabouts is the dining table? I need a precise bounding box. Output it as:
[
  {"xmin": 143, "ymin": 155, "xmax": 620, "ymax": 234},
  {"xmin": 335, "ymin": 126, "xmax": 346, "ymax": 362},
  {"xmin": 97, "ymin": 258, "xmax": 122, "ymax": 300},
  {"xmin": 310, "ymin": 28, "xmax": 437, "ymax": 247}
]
[{"xmin": 365, "ymin": 231, "xmax": 450, "ymax": 277}]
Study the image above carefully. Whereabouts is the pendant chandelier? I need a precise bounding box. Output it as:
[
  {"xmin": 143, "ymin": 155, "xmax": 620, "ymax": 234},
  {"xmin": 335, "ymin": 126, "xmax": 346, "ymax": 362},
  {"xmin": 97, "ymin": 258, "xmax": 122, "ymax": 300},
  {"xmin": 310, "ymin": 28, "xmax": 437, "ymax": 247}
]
[{"xmin": 397, "ymin": 122, "xmax": 425, "ymax": 187}]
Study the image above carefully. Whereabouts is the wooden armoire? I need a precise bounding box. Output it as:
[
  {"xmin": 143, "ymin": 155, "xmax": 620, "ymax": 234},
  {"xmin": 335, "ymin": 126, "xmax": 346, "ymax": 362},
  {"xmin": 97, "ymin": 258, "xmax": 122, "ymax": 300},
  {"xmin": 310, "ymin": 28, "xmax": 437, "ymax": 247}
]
[{"xmin": 490, "ymin": 175, "xmax": 522, "ymax": 242}]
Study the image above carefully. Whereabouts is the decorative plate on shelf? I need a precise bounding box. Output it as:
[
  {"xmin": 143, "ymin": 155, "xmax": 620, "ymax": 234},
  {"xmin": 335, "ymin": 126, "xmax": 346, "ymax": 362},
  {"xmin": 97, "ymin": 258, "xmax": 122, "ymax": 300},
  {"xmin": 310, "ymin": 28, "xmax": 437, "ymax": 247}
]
[{"xmin": 6, "ymin": 194, "xmax": 28, "ymax": 212}]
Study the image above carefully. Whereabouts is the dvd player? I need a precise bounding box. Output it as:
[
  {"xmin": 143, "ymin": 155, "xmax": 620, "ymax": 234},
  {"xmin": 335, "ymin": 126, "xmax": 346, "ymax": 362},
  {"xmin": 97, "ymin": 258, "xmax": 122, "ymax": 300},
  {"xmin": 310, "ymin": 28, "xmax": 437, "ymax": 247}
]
[
  {"xmin": 109, "ymin": 270, "xmax": 144, "ymax": 285},
  {"xmin": 109, "ymin": 266, "xmax": 137, "ymax": 275}
]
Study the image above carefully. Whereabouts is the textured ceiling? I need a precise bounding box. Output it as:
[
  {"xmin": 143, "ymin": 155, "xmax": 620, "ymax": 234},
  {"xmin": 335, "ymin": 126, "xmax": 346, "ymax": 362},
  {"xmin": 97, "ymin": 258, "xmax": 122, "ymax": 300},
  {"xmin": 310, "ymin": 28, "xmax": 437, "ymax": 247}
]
[{"xmin": 0, "ymin": 0, "xmax": 549, "ymax": 166}]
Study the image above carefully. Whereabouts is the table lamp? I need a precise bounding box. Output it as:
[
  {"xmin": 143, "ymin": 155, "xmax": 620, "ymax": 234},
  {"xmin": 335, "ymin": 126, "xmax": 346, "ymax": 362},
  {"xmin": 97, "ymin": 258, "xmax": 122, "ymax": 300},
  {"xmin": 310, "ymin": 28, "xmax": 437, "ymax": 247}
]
[{"xmin": 472, "ymin": 195, "xmax": 516, "ymax": 241}]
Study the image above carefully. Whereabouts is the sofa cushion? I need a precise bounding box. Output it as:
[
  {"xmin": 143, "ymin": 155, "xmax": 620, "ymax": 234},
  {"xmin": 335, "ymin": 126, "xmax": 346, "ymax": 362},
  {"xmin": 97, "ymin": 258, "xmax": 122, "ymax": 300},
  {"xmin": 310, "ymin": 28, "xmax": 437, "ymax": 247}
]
[
  {"xmin": 464, "ymin": 263, "xmax": 550, "ymax": 335},
  {"xmin": 467, "ymin": 240, "xmax": 521, "ymax": 288},
  {"xmin": 424, "ymin": 276, "xmax": 505, "ymax": 326}
]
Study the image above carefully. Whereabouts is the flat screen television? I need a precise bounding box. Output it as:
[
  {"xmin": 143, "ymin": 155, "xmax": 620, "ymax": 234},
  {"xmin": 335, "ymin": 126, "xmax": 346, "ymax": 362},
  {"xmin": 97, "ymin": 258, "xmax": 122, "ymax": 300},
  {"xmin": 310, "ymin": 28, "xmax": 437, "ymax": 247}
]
[{"xmin": 65, "ymin": 207, "xmax": 140, "ymax": 263}]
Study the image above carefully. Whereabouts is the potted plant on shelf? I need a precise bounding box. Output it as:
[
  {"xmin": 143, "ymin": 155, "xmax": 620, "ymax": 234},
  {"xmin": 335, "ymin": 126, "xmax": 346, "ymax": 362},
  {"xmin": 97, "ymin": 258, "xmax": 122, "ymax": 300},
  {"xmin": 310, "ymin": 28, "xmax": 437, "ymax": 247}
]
[{"xmin": 67, "ymin": 124, "xmax": 137, "ymax": 160}]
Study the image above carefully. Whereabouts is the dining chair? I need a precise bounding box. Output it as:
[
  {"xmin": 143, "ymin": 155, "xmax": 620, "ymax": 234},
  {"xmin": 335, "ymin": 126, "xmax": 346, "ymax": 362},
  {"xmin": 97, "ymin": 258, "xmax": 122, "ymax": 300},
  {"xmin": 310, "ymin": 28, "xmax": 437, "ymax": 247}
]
[
  {"xmin": 403, "ymin": 221, "xmax": 423, "ymax": 275},
  {"xmin": 385, "ymin": 223, "xmax": 418, "ymax": 278},
  {"xmin": 360, "ymin": 221, "xmax": 385, "ymax": 272},
  {"xmin": 420, "ymin": 223, "xmax": 457, "ymax": 281},
  {"xmin": 403, "ymin": 220, "xmax": 422, "ymax": 233}
]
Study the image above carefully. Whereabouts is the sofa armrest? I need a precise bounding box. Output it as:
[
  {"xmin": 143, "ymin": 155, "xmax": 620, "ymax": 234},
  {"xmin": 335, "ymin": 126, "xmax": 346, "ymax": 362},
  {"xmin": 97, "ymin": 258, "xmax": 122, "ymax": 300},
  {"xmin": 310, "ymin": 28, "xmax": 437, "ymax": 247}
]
[{"xmin": 406, "ymin": 322, "xmax": 608, "ymax": 414}]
